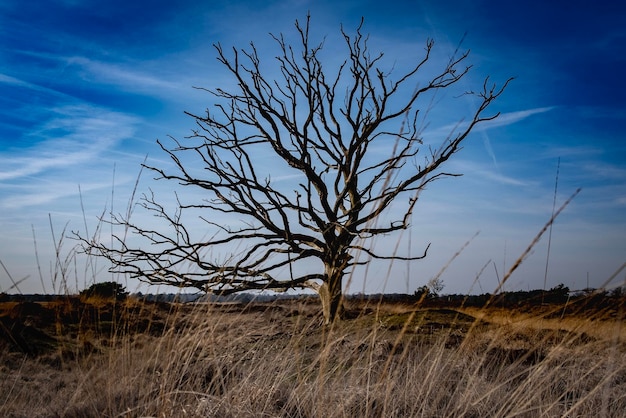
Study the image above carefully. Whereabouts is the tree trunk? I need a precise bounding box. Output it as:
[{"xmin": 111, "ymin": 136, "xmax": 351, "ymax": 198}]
[{"xmin": 319, "ymin": 266, "xmax": 344, "ymax": 325}]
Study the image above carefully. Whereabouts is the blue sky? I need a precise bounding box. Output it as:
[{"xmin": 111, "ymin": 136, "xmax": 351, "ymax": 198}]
[{"xmin": 1, "ymin": 0, "xmax": 625, "ymax": 295}]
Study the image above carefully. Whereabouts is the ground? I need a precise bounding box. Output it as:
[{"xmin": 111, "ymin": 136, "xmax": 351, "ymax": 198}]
[{"xmin": 1, "ymin": 295, "xmax": 625, "ymax": 417}]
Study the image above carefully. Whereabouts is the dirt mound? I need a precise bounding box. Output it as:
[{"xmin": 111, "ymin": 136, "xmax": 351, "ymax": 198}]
[
  {"xmin": 10, "ymin": 301, "xmax": 57, "ymax": 327},
  {"xmin": 378, "ymin": 308, "xmax": 481, "ymax": 331},
  {"xmin": 0, "ymin": 315, "xmax": 57, "ymax": 356},
  {"xmin": 0, "ymin": 298, "xmax": 180, "ymax": 357}
]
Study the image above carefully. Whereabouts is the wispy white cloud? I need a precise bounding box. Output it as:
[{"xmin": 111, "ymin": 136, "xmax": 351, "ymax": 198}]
[
  {"xmin": 0, "ymin": 180, "xmax": 111, "ymax": 209},
  {"xmin": 582, "ymin": 162, "xmax": 626, "ymax": 180},
  {"xmin": 0, "ymin": 72, "xmax": 73, "ymax": 100},
  {"xmin": 476, "ymin": 106, "xmax": 555, "ymax": 131},
  {"xmin": 419, "ymin": 106, "xmax": 555, "ymax": 169},
  {"xmin": 450, "ymin": 159, "xmax": 531, "ymax": 187},
  {"xmin": 477, "ymin": 106, "xmax": 554, "ymax": 169},
  {"xmin": 65, "ymin": 56, "xmax": 184, "ymax": 93},
  {"xmin": 0, "ymin": 73, "xmax": 36, "ymax": 88},
  {"xmin": 474, "ymin": 168, "xmax": 529, "ymax": 186},
  {"xmin": 269, "ymin": 173, "xmax": 306, "ymax": 183},
  {"xmin": 539, "ymin": 144, "xmax": 603, "ymax": 159},
  {"xmin": 0, "ymin": 104, "xmax": 138, "ymax": 182},
  {"xmin": 427, "ymin": 106, "xmax": 555, "ymax": 138},
  {"xmin": 5, "ymin": 48, "xmax": 205, "ymax": 104}
]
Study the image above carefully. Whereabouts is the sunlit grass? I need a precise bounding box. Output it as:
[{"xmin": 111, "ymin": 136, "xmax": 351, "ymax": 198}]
[{"xmin": 1, "ymin": 292, "xmax": 625, "ymax": 417}]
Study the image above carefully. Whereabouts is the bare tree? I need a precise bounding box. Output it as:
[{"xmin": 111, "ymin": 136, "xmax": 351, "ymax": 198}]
[{"xmin": 83, "ymin": 16, "xmax": 510, "ymax": 324}]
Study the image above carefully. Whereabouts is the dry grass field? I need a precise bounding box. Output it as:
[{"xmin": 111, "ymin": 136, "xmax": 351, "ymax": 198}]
[{"xmin": 1, "ymin": 294, "xmax": 625, "ymax": 417}]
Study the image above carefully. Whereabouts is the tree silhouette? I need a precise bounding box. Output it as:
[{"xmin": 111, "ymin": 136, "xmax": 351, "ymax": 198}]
[
  {"xmin": 83, "ymin": 16, "xmax": 510, "ymax": 324},
  {"xmin": 80, "ymin": 281, "xmax": 128, "ymax": 301}
]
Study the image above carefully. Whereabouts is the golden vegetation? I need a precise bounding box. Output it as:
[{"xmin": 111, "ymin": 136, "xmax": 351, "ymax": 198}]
[{"xmin": 1, "ymin": 295, "xmax": 624, "ymax": 417}]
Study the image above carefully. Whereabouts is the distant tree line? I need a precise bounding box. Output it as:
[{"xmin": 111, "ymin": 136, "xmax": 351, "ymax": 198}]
[{"xmin": 2, "ymin": 284, "xmax": 624, "ymax": 308}]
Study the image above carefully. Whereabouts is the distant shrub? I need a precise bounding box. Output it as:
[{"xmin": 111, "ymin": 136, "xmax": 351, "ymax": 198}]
[
  {"xmin": 413, "ymin": 285, "xmax": 433, "ymax": 300},
  {"xmin": 80, "ymin": 282, "xmax": 128, "ymax": 301},
  {"xmin": 543, "ymin": 283, "xmax": 570, "ymax": 303}
]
